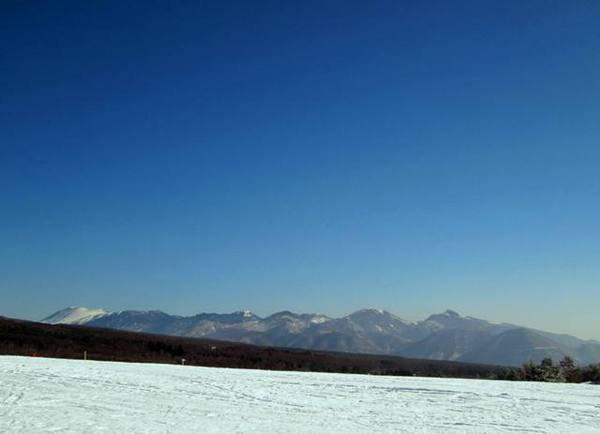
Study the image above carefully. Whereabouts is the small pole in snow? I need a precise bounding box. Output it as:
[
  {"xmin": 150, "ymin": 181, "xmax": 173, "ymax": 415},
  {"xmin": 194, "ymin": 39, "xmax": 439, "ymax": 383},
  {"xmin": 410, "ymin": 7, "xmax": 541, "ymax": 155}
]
[{"xmin": 84, "ymin": 350, "xmax": 87, "ymax": 361}]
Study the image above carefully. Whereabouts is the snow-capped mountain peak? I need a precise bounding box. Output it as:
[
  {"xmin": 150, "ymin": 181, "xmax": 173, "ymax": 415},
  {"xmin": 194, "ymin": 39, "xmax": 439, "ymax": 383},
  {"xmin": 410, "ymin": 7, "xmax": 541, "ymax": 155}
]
[
  {"xmin": 352, "ymin": 308, "xmax": 386, "ymax": 315},
  {"xmin": 42, "ymin": 307, "xmax": 110, "ymax": 325},
  {"xmin": 441, "ymin": 309, "xmax": 461, "ymax": 317}
]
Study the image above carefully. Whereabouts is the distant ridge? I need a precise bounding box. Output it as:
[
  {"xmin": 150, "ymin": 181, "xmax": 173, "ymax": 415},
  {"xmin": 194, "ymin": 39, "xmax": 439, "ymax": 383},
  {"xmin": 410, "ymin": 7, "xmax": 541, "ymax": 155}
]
[
  {"xmin": 0, "ymin": 316, "xmax": 505, "ymax": 379},
  {"xmin": 41, "ymin": 307, "xmax": 600, "ymax": 366},
  {"xmin": 458, "ymin": 328, "xmax": 570, "ymax": 366}
]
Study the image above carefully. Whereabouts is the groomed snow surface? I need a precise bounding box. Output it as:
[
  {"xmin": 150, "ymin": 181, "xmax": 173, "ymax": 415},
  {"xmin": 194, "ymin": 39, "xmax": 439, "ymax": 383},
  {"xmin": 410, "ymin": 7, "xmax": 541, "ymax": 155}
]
[{"xmin": 1, "ymin": 356, "xmax": 598, "ymax": 433}]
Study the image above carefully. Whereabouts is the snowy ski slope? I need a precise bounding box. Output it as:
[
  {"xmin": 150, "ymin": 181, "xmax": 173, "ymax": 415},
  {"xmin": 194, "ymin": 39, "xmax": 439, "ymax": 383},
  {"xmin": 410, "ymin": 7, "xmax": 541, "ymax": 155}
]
[{"xmin": 0, "ymin": 356, "xmax": 598, "ymax": 433}]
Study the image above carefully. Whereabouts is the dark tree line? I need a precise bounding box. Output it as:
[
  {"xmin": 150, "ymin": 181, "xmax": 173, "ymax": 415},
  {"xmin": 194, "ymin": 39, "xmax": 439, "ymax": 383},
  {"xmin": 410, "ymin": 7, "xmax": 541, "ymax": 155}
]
[
  {"xmin": 495, "ymin": 356, "xmax": 600, "ymax": 383},
  {"xmin": 146, "ymin": 341, "xmax": 185, "ymax": 357}
]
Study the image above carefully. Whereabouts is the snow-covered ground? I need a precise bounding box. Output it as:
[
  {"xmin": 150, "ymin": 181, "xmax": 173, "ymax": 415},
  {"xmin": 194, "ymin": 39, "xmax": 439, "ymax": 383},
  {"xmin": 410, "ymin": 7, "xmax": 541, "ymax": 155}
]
[{"xmin": 1, "ymin": 356, "xmax": 598, "ymax": 433}]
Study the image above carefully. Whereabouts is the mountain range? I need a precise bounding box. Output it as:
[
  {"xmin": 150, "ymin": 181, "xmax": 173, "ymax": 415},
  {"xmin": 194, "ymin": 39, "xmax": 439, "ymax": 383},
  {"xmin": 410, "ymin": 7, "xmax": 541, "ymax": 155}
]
[{"xmin": 42, "ymin": 307, "xmax": 600, "ymax": 366}]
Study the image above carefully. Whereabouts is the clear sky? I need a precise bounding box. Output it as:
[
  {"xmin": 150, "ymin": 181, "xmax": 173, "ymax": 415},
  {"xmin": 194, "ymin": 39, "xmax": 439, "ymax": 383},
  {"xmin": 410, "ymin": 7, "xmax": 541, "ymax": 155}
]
[{"xmin": 1, "ymin": 1, "xmax": 599, "ymax": 339}]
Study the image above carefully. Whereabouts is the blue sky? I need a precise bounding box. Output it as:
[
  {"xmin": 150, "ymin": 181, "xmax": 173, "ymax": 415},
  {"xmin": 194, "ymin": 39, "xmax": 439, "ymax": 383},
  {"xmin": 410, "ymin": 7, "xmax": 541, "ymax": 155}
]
[{"xmin": 1, "ymin": 1, "xmax": 599, "ymax": 339}]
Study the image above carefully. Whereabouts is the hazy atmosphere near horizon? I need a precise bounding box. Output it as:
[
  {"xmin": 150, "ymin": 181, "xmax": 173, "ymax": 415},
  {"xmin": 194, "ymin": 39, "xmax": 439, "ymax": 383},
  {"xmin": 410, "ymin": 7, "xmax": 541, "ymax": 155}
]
[{"xmin": 1, "ymin": 1, "xmax": 599, "ymax": 340}]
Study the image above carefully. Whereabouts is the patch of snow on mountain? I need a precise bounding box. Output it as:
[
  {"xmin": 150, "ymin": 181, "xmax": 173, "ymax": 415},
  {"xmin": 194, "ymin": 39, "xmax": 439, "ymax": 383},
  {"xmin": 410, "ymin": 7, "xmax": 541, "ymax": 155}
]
[{"xmin": 309, "ymin": 315, "xmax": 331, "ymax": 324}]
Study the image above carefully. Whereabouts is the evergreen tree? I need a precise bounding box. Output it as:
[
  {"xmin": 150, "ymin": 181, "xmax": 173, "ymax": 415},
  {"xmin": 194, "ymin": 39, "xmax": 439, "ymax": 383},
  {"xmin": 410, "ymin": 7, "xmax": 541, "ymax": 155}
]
[
  {"xmin": 582, "ymin": 364, "xmax": 600, "ymax": 383},
  {"xmin": 521, "ymin": 361, "xmax": 544, "ymax": 381},
  {"xmin": 540, "ymin": 358, "xmax": 562, "ymax": 382},
  {"xmin": 559, "ymin": 356, "xmax": 579, "ymax": 383}
]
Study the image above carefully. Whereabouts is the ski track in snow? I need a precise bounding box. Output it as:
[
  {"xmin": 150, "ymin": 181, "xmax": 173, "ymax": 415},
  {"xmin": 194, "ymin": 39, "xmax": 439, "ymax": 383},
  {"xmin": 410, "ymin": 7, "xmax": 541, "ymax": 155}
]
[{"xmin": 0, "ymin": 356, "xmax": 599, "ymax": 433}]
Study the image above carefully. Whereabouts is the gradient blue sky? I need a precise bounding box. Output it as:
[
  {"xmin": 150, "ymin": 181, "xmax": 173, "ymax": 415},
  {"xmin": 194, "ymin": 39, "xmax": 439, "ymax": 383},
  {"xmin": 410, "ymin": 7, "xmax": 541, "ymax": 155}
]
[{"xmin": 1, "ymin": 1, "xmax": 599, "ymax": 339}]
